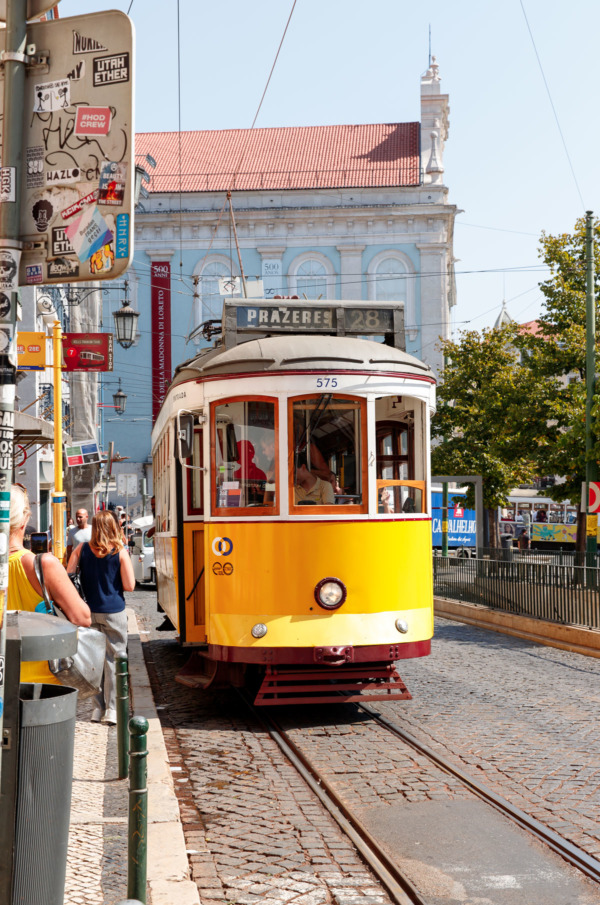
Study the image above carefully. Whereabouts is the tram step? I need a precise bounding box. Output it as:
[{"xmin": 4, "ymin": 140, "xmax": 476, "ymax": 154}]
[{"xmin": 254, "ymin": 664, "xmax": 412, "ymax": 706}]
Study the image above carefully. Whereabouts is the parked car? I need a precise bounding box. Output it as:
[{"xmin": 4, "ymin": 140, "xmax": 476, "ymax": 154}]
[{"xmin": 129, "ymin": 515, "xmax": 155, "ymax": 585}]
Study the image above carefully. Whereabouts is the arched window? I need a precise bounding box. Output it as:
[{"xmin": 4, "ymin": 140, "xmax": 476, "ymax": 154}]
[
  {"xmin": 199, "ymin": 261, "xmax": 231, "ymax": 320},
  {"xmin": 296, "ymin": 259, "xmax": 327, "ymax": 299},
  {"xmin": 374, "ymin": 257, "xmax": 407, "ymax": 303},
  {"xmin": 289, "ymin": 253, "xmax": 333, "ymax": 300},
  {"xmin": 192, "ymin": 258, "xmax": 235, "ymax": 341},
  {"xmin": 367, "ymin": 250, "xmax": 417, "ymax": 340}
]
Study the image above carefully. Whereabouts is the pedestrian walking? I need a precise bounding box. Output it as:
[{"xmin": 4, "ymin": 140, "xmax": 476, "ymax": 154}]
[
  {"xmin": 67, "ymin": 510, "xmax": 135, "ymax": 724},
  {"xmin": 518, "ymin": 529, "xmax": 530, "ymax": 551},
  {"xmin": 66, "ymin": 508, "xmax": 92, "ymax": 561}
]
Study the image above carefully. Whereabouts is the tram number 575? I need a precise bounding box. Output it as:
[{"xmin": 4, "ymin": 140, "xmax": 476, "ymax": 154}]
[{"xmin": 316, "ymin": 377, "xmax": 337, "ymax": 388}]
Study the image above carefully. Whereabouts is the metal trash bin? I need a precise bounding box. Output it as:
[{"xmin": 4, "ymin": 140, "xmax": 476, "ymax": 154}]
[
  {"xmin": 500, "ymin": 533, "xmax": 514, "ymax": 561},
  {"xmin": 0, "ymin": 611, "xmax": 78, "ymax": 905},
  {"xmin": 12, "ymin": 683, "xmax": 78, "ymax": 905}
]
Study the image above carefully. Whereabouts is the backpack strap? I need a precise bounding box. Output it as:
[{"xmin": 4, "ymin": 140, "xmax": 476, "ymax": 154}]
[{"xmin": 34, "ymin": 553, "xmax": 54, "ymax": 614}]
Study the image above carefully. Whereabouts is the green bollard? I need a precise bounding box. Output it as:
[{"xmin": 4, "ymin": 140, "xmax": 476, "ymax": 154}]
[
  {"xmin": 116, "ymin": 655, "xmax": 130, "ymax": 779},
  {"xmin": 127, "ymin": 716, "xmax": 149, "ymax": 905}
]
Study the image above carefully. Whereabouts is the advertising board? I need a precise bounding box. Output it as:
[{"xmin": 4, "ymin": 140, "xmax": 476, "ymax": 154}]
[
  {"xmin": 62, "ymin": 332, "xmax": 113, "ymax": 372},
  {"xmin": 66, "ymin": 439, "xmax": 101, "ymax": 467}
]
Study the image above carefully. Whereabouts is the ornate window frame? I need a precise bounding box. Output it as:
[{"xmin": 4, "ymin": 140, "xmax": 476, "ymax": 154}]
[
  {"xmin": 288, "ymin": 251, "xmax": 335, "ymax": 300},
  {"xmin": 367, "ymin": 250, "xmax": 417, "ymax": 341},
  {"xmin": 192, "ymin": 254, "xmax": 238, "ymax": 337}
]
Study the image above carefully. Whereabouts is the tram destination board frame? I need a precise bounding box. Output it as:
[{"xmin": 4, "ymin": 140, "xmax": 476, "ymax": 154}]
[
  {"xmin": 223, "ymin": 300, "xmax": 405, "ymax": 350},
  {"xmin": 0, "ymin": 11, "xmax": 134, "ymax": 286}
]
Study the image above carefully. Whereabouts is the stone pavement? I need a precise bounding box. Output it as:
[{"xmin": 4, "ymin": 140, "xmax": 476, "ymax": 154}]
[{"xmin": 64, "ymin": 608, "xmax": 199, "ymax": 905}]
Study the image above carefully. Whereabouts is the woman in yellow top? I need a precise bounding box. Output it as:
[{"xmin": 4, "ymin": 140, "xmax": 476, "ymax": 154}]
[{"xmin": 8, "ymin": 485, "xmax": 91, "ymax": 683}]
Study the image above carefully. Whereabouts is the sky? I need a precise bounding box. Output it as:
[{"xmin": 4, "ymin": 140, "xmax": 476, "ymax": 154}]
[{"xmin": 56, "ymin": 0, "xmax": 600, "ymax": 337}]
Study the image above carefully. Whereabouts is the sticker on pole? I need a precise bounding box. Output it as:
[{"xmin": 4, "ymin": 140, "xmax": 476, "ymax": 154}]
[
  {"xmin": 589, "ymin": 482, "xmax": 600, "ymax": 513},
  {"xmin": 74, "ymin": 106, "xmax": 112, "ymax": 137}
]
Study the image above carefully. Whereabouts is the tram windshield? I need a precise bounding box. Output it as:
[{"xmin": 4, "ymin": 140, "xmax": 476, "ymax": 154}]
[
  {"xmin": 290, "ymin": 395, "xmax": 365, "ymax": 509},
  {"xmin": 213, "ymin": 399, "xmax": 277, "ymax": 513}
]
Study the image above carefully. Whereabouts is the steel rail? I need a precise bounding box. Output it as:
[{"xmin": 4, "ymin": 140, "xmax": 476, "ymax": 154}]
[
  {"xmin": 238, "ymin": 691, "xmax": 426, "ymax": 905},
  {"xmin": 360, "ymin": 703, "xmax": 600, "ymax": 885}
]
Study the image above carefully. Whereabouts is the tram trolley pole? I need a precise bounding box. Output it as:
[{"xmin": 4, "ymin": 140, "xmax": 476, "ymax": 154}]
[
  {"xmin": 127, "ymin": 716, "xmax": 149, "ymax": 904},
  {"xmin": 116, "ymin": 654, "xmax": 130, "ymax": 779}
]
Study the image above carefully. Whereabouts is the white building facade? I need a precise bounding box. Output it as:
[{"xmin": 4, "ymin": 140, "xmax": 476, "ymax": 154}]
[{"xmin": 103, "ymin": 59, "xmax": 456, "ymax": 499}]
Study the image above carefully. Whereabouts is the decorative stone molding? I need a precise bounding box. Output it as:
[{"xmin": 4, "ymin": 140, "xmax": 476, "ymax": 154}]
[{"xmin": 336, "ymin": 245, "xmax": 366, "ymax": 300}]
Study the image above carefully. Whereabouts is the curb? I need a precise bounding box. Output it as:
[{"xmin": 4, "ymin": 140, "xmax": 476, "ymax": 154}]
[
  {"xmin": 126, "ymin": 610, "xmax": 200, "ymax": 905},
  {"xmin": 434, "ymin": 597, "xmax": 600, "ymax": 658}
]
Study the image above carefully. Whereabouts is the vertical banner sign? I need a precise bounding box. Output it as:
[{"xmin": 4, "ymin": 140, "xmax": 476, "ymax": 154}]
[{"xmin": 151, "ymin": 262, "xmax": 172, "ymax": 420}]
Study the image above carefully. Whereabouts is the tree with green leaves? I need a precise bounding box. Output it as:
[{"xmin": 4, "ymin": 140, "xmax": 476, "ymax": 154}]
[
  {"xmin": 432, "ymin": 323, "xmax": 560, "ymax": 546},
  {"xmin": 521, "ymin": 216, "xmax": 600, "ymax": 527}
]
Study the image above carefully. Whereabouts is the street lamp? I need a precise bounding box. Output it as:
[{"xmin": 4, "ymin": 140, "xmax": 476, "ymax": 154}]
[
  {"xmin": 112, "ymin": 281, "xmax": 139, "ymax": 349},
  {"xmin": 112, "ymin": 379, "xmax": 127, "ymax": 416}
]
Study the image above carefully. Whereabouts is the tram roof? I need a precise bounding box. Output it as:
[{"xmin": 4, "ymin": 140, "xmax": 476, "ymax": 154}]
[{"xmin": 171, "ymin": 335, "xmax": 435, "ymax": 385}]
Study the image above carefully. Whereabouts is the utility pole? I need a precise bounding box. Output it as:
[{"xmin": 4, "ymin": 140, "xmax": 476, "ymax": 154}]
[
  {"xmin": 0, "ymin": 0, "xmax": 27, "ymax": 788},
  {"xmin": 52, "ymin": 320, "xmax": 65, "ymax": 561},
  {"xmin": 585, "ymin": 211, "xmax": 598, "ymax": 567}
]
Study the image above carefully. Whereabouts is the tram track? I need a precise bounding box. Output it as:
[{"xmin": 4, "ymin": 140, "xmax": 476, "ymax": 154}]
[
  {"xmin": 239, "ymin": 690, "xmax": 425, "ymax": 905},
  {"xmin": 359, "ymin": 702, "xmax": 600, "ymax": 886},
  {"xmin": 240, "ymin": 690, "xmax": 600, "ymax": 904}
]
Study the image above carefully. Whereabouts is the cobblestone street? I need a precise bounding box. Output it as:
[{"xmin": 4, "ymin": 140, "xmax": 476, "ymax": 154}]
[
  {"xmin": 128, "ymin": 589, "xmax": 600, "ymax": 903},
  {"xmin": 387, "ymin": 618, "xmax": 600, "ymax": 857}
]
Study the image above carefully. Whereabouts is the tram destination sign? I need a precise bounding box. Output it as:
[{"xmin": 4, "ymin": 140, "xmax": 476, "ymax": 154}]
[{"xmin": 225, "ymin": 300, "xmax": 405, "ymax": 349}]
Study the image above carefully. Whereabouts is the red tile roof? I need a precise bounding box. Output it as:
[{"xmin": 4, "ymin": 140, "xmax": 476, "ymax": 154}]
[
  {"xmin": 520, "ymin": 320, "xmax": 542, "ymax": 335},
  {"xmin": 135, "ymin": 123, "xmax": 421, "ymax": 193}
]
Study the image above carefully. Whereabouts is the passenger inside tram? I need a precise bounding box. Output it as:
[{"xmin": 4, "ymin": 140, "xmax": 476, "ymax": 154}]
[
  {"xmin": 294, "ymin": 455, "xmax": 335, "ymax": 505},
  {"xmin": 292, "ymin": 396, "xmax": 362, "ymax": 504}
]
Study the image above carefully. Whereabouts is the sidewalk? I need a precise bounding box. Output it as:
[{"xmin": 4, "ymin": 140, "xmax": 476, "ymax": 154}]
[{"xmin": 64, "ymin": 609, "xmax": 200, "ymax": 905}]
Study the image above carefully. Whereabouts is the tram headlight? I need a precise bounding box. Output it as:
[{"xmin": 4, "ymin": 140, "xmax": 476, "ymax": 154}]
[
  {"xmin": 314, "ymin": 577, "xmax": 347, "ymax": 610},
  {"xmin": 395, "ymin": 618, "xmax": 409, "ymax": 634},
  {"xmin": 251, "ymin": 623, "xmax": 268, "ymax": 639}
]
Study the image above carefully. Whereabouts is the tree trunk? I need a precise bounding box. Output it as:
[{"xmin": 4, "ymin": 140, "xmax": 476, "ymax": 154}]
[{"xmin": 486, "ymin": 507, "xmax": 499, "ymax": 548}]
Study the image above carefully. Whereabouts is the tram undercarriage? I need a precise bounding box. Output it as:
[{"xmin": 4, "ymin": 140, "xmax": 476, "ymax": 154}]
[{"xmin": 174, "ymin": 648, "xmax": 417, "ymax": 705}]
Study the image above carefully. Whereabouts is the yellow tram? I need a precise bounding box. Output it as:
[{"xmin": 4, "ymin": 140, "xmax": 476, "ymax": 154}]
[{"xmin": 152, "ymin": 299, "xmax": 435, "ymax": 704}]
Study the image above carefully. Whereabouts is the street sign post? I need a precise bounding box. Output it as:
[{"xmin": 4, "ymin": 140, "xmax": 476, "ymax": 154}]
[
  {"xmin": 0, "ymin": 10, "xmax": 134, "ymax": 286},
  {"xmin": 0, "ymin": 4, "xmax": 133, "ymax": 795},
  {"xmin": 16, "ymin": 330, "xmax": 46, "ymax": 369}
]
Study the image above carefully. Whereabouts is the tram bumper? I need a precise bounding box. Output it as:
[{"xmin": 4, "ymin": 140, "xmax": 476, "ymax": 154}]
[{"xmin": 314, "ymin": 645, "xmax": 353, "ymax": 665}]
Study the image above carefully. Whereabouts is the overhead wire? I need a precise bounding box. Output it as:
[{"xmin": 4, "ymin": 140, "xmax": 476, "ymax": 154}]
[
  {"xmin": 519, "ymin": 0, "xmax": 585, "ymax": 210},
  {"xmin": 181, "ymin": 0, "xmax": 298, "ymax": 343}
]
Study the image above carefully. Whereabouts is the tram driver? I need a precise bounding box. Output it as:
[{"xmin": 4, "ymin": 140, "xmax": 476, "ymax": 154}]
[{"xmin": 294, "ymin": 454, "xmax": 335, "ymax": 505}]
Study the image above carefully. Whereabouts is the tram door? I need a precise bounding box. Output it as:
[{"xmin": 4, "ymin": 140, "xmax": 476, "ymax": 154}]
[{"xmin": 181, "ymin": 418, "xmax": 207, "ymax": 643}]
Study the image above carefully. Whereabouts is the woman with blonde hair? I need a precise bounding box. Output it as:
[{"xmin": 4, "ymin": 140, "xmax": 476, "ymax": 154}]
[
  {"xmin": 8, "ymin": 484, "xmax": 91, "ymax": 683},
  {"xmin": 68, "ymin": 509, "xmax": 135, "ymax": 724}
]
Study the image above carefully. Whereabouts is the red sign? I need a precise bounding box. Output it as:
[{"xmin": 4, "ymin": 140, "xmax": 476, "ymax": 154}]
[
  {"xmin": 62, "ymin": 333, "xmax": 114, "ymax": 372},
  {"xmin": 589, "ymin": 482, "xmax": 600, "ymax": 514},
  {"xmin": 151, "ymin": 261, "xmax": 172, "ymax": 419},
  {"xmin": 74, "ymin": 106, "xmax": 112, "ymax": 136},
  {"xmin": 454, "ymin": 506, "xmax": 464, "ymax": 518}
]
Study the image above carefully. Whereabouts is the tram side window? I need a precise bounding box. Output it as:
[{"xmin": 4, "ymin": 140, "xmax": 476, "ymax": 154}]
[
  {"xmin": 153, "ymin": 431, "xmax": 171, "ymax": 532},
  {"xmin": 213, "ymin": 399, "xmax": 277, "ymax": 513},
  {"xmin": 378, "ymin": 484, "xmax": 423, "ymax": 514},
  {"xmin": 291, "ymin": 395, "xmax": 364, "ymax": 507},
  {"xmin": 185, "ymin": 420, "xmax": 204, "ymax": 514}
]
